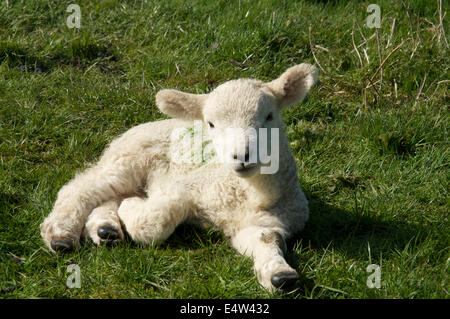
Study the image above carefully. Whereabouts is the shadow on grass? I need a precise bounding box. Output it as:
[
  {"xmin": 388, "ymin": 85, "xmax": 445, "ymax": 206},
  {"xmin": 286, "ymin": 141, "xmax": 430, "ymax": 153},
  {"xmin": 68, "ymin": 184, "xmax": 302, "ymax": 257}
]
[
  {"xmin": 117, "ymin": 224, "xmax": 226, "ymax": 251},
  {"xmin": 283, "ymin": 191, "xmax": 429, "ymax": 296},
  {"xmin": 293, "ymin": 192, "xmax": 426, "ymax": 255},
  {"xmin": 0, "ymin": 37, "xmax": 121, "ymax": 74},
  {"xmin": 97, "ymin": 221, "xmax": 225, "ymax": 253}
]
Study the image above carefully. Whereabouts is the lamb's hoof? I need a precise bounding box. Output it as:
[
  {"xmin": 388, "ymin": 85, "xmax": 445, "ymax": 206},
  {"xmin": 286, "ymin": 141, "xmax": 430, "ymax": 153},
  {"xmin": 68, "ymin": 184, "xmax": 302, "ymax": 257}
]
[
  {"xmin": 98, "ymin": 226, "xmax": 119, "ymax": 239},
  {"xmin": 98, "ymin": 226, "xmax": 121, "ymax": 246},
  {"xmin": 271, "ymin": 271, "xmax": 300, "ymax": 290},
  {"xmin": 50, "ymin": 238, "xmax": 76, "ymax": 253}
]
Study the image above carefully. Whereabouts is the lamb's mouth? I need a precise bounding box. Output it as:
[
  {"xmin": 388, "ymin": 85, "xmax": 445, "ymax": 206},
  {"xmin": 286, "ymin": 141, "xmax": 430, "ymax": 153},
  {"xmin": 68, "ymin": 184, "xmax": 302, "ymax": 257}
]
[{"xmin": 232, "ymin": 163, "xmax": 258, "ymax": 177}]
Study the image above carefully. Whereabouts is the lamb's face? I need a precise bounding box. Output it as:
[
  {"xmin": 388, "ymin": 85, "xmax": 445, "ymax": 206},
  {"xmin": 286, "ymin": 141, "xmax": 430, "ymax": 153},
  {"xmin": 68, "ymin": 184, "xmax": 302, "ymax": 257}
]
[
  {"xmin": 156, "ymin": 63, "xmax": 319, "ymax": 178},
  {"xmin": 202, "ymin": 80, "xmax": 280, "ymax": 177}
]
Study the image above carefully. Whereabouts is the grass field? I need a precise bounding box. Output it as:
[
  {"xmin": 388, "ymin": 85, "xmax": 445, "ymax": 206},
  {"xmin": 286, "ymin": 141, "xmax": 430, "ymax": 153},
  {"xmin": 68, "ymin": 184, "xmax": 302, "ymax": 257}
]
[{"xmin": 0, "ymin": 0, "xmax": 448, "ymax": 298}]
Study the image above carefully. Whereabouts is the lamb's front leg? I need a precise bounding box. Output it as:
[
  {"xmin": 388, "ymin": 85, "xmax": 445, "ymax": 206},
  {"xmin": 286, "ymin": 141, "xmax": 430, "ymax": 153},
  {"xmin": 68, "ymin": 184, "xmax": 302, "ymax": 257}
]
[
  {"xmin": 118, "ymin": 189, "xmax": 193, "ymax": 244},
  {"xmin": 40, "ymin": 164, "xmax": 142, "ymax": 252},
  {"xmin": 231, "ymin": 226, "xmax": 299, "ymax": 292}
]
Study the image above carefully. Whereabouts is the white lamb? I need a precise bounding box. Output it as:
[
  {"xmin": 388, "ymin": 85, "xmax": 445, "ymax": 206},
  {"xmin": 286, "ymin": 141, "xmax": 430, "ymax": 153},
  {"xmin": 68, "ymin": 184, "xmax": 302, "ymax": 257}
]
[{"xmin": 40, "ymin": 63, "xmax": 319, "ymax": 291}]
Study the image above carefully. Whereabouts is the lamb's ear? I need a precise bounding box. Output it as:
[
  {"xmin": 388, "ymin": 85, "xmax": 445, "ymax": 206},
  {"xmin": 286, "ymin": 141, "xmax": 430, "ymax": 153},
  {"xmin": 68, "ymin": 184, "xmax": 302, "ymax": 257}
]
[
  {"xmin": 265, "ymin": 63, "xmax": 319, "ymax": 109},
  {"xmin": 156, "ymin": 89, "xmax": 207, "ymax": 120}
]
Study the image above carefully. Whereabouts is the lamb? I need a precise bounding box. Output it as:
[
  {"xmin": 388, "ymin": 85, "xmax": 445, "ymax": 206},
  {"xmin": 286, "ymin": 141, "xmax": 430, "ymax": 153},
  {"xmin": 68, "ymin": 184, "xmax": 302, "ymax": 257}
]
[{"xmin": 40, "ymin": 63, "xmax": 319, "ymax": 292}]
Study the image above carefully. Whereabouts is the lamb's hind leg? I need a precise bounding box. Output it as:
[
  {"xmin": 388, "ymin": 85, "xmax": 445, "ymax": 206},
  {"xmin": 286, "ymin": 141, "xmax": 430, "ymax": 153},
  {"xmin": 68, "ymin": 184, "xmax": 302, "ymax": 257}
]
[
  {"xmin": 40, "ymin": 163, "xmax": 144, "ymax": 252},
  {"xmin": 82, "ymin": 200, "xmax": 124, "ymax": 246}
]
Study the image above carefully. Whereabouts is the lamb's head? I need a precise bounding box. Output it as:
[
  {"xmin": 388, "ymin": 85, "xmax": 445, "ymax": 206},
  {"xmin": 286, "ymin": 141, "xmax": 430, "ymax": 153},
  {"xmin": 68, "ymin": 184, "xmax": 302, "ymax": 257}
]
[{"xmin": 156, "ymin": 63, "xmax": 318, "ymax": 177}]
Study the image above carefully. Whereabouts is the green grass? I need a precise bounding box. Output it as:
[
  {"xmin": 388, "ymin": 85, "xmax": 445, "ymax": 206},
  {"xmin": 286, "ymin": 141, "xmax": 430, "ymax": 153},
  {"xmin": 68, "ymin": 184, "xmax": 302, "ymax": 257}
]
[{"xmin": 0, "ymin": 0, "xmax": 448, "ymax": 298}]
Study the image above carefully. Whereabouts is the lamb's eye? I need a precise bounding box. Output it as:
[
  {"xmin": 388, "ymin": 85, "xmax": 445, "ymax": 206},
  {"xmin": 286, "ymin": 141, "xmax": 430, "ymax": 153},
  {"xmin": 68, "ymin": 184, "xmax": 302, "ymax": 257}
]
[
  {"xmin": 208, "ymin": 121, "xmax": 215, "ymax": 128},
  {"xmin": 265, "ymin": 112, "xmax": 273, "ymax": 121}
]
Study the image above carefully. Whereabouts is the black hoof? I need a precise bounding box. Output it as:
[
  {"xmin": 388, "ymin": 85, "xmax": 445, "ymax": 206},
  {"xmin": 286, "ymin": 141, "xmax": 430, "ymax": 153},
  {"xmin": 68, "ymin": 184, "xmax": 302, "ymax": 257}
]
[
  {"xmin": 50, "ymin": 238, "xmax": 75, "ymax": 252},
  {"xmin": 97, "ymin": 226, "xmax": 120, "ymax": 240},
  {"xmin": 271, "ymin": 271, "xmax": 300, "ymax": 289}
]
